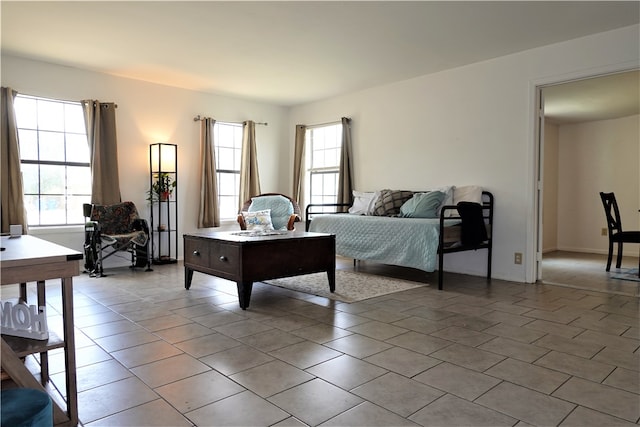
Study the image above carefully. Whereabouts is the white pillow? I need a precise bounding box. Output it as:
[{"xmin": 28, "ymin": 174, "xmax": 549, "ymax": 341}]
[
  {"xmin": 241, "ymin": 209, "xmax": 274, "ymax": 231},
  {"xmin": 349, "ymin": 190, "xmax": 380, "ymax": 215},
  {"xmin": 453, "ymin": 185, "xmax": 483, "ymax": 205}
]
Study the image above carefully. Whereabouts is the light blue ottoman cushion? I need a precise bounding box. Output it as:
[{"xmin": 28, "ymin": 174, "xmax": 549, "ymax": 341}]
[{"xmin": 1, "ymin": 388, "xmax": 53, "ymax": 427}]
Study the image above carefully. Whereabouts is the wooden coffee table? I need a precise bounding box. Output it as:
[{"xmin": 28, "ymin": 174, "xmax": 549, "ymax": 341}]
[{"xmin": 183, "ymin": 231, "xmax": 335, "ymax": 309}]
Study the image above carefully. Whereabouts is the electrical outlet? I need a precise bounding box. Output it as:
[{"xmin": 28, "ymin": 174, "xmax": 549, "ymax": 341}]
[
  {"xmin": 601, "ymin": 228, "xmax": 608, "ymax": 236},
  {"xmin": 514, "ymin": 252, "xmax": 522, "ymax": 265}
]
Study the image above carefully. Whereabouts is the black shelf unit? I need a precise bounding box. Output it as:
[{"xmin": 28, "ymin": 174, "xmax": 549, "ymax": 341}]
[{"xmin": 149, "ymin": 143, "xmax": 178, "ymax": 264}]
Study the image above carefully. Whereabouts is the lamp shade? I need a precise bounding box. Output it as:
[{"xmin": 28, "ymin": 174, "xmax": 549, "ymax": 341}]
[{"xmin": 150, "ymin": 143, "xmax": 177, "ymax": 173}]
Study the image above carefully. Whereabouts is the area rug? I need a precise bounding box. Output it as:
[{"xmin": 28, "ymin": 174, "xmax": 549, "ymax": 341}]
[
  {"xmin": 611, "ymin": 268, "xmax": 640, "ymax": 282},
  {"xmin": 263, "ymin": 270, "xmax": 425, "ymax": 303}
]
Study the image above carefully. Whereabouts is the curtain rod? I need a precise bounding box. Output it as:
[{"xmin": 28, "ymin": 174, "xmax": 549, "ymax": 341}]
[{"xmin": 193, "ymin": 115, "xmax": 267, "ymax": 126}]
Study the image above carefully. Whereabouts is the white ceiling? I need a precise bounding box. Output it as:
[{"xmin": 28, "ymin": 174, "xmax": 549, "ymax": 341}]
[{"xmin": 2, "ymin": 1, "xmax": 639, "ymax": 118}]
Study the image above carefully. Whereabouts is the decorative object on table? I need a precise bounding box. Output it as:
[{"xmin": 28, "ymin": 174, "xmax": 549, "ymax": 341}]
[
  {"xmin": 264, "ymin": 270, "xmax": 423, "ymax": 303},
  {"xmin": 149, "ymin": 143, "xmax": 178, "ymax": 264},
  {"xmin": 0, "ymin": 301, "xmax": 48, "ymax": 340}
]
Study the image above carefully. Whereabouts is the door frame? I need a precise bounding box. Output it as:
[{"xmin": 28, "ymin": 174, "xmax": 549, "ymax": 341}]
[{"xmin": 529, "ymin": 62, "xmax": 639, "ymax": 283}]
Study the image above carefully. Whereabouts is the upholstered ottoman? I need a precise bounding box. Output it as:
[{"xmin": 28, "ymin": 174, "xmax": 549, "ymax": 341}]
[{"xmin": 1, "ymin": 388, "xmax": 53, "ymax": 427}]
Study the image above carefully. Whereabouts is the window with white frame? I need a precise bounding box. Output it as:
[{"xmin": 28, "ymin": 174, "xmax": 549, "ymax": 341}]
[
  {"xmin": 214, "ymin": 122, "xmax": 243, "ymax": 219},
  {"xmin": 306, "ymin": 122, "xmax": 342, "ymax": 211},
  {"xmin": 14, "ymin": 94, "xmax": 91, "ymax": 226}
]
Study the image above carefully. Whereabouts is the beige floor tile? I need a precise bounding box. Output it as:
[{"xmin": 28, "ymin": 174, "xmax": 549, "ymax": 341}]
[
  {"xmin": 430, "ymin": 325, "xmax": 495, "ymax": 347},
  {"xmin": 524, "ymin": 319, "xmax": 585, "ymax": 338},
  {"xmin": 475, "ymin": 381, "xmax": 575, "ymax": 426},
  {"xmin": 386, "ymin": 331, "xmax": 453, "ymax": 355},
  {"xmin": 534, "ymin": 350, "xmax": 616, "ymax": 382},
  {"xmin": 186, "ymin": 390, "xmax": 289, "ymax": 427},
  {"xmin": 347, "ymin": 320, "xmax": 408, "ymax": 341},
  {"xmin": 592, "ymin": 346, "xmax": 640, "ymax": 371},
  {"xmin": 51, "ymin": 359, "xmax": 131, "ymax": 393},
  {"xmin": 268, "ymin": 340, "xmax": 342, "ymax": 369},
  {"xmin": 94, "ymin": 329, "xmax": 161, "ymax": 353},
  {"xmin": 533, "ymin": 333, "xmax": 603, "ymax": 358},
  {"xmin": 263, "ymin": 313, "xmax": 319, "ymax": 331},
  {"xmin": 199, "ymin": 344, "xmax": 274, "ymax": 375},
  {"xmin": 391, "ymin": 316, "xmax": 443, "ymax": 334},
  {"xmin": 269, "ymin": 378, "xmax": 363, "ymax": 426},
  {"xmin": 137, "ymin": 313, "xmax": 193, "ymax": 332},
  {"xmin": 413, "ymin": 362, "xmax": 500, "ymax": 401},
  {"xmin": 478, "ymin": 336, "xmax": 550, "ymax": 363},
  {"xmin": 78, "ymin": 376, "xmax": 159, "ymax": 424},
  {"xmin": 290, "ymin": 323, "xmax": 353, "ymax": 344},
  {"xmin": 321, "ymin": 401, "xmax": 420, "ymax": 426},
  {"xmin": 363, "ymin": 347, "xmax": 440, "ymax": 377},
  {"xmin": 192, "ymin": 310, "xmax": 247, "ymax": 328},
  {"xmin": 111, "ymin": 340, "xmax": 183, "ymax": 368},
  {"xmin": 174, "ymin": 331, "xmax": 242, "ymax": 358},
  {"xmin": 238, "ymin": 328, "xmax": 306, "ymax": 352},
  {"xmin": 230, "ymin": 360, "xmax": 314, "ymax": 397},
  {"xmin": 602, "ymin": 367, "xmax": 640, "ymax": 393},
  {"xmin": 81, "ymin": 319, "xmax": 144, "ymax": 340},
  {"xmin": 483, "ymin": 322, "xmax": 547, "ymax": 344},
  {"xmin": 430, "ymin": 343, "xmax": 505, "ymax": 372},
  {"xmin": 152, "ymin": 322, "xmax": 216, "ymax": 344},
  {"xmin": 574, "ymin": 329, "xmax": 640, "ymax": 352},
  {"xmin": 85, "ymin": 398, "xmax": 192, "ymax": 427},
  {"xmin": 351, "ymin": 372, "xmax": 443, "ymax": 417},
  {"xmin": 358, "ymin": 307, "xmax": 413, "ymax": 323},
  {"xmin": 306, "ymin": 354, "xmax": 388, "ymax": 390},
  {"xmin": 324, "ymin": 334, "xmax": 392, "ymax": 358},
  {"xmin": 131, "ymin": 353, "xmax": 211, "ymax": 388},
  {"xmin": 214, "ymin": 318, "xmax": 275, "ymax": 338},
  {"xmin": 485, "ymin": 357, "xmax": 570, "ymax": 394},
  {"xmin": 155, "ymin": 370, "xmax": 245, "ymax": 413},
  {"xmin": 553, "ymin": 377, "xmax": 640, "ymax": 422},
  {"xmin": 559, "ymin": 406, "xmax": 638, "ymax": 427},
  {"xmin": 409, "ymin": 393, "xmax": 517, "ymax": 426}
]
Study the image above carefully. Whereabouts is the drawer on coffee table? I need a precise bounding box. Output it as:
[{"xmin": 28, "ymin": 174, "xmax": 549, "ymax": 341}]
[
  {"xmin": 208, "ymin": 241, "xmax": 240, "ymax": 275},
  {"xmin": 184, "ymin": 238, "xmax": 210, "ymax": 269}
]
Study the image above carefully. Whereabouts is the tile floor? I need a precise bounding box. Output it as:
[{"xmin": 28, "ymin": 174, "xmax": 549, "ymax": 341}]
[{"xmin": 6, "ymin": 255, "xmax": 640, "ymax": 426}]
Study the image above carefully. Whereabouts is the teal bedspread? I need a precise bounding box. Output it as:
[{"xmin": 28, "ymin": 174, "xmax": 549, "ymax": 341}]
[{"xmin": 309, "ymin": 214, "xmax": 459, "ymax": 273}]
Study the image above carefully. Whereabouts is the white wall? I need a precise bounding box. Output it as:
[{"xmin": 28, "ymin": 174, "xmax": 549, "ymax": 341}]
[
  {"xmin": 543, "ymin": 121, "xmax": 559, "ymax": 253},
  {"xmin": 3, "ymin": 24, "xmax": 639, "ymax": 282},
  {"xmin": 1, "ymin": 56, "xmax": 290, "ymax": 261},
  {"xmin": 557, "ymin": 114, "xmax": 640, "ymax": 254},
  {"xmin": 289, "ymin": 25, "xmax": 640, "ymax": 283}
]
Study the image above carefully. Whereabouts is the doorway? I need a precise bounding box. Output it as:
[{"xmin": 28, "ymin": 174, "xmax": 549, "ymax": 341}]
[{"xmin": 535, "ymin": 70, "xmax": 640, "ymax": 294}]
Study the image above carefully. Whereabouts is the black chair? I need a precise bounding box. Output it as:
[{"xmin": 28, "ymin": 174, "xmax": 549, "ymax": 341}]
[
  {"xmin": 599, "ymin": 192, "xmax": 640, "ymax": 273},
  {"xmin": 83, "ymin": 201, "xmax": 152, "ymax": 277}
]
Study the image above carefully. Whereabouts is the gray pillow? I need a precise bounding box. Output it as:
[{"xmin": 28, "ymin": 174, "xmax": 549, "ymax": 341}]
[
  {"xmin": 400, "ymin": 191, "xmax": 445, "ymax": 218},
  {"xmin": 373, "ymin": 190, "xmax": 414, "ymax": 216}
]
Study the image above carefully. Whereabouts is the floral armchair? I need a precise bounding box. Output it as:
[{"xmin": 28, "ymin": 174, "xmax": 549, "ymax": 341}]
[{"xmin": 83, "ymin": 201, "xmax": 151, "ymax": 277}]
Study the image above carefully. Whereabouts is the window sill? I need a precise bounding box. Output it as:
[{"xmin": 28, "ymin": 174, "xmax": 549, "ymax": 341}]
[{"xmin": 29, "ymin": 225, "xmax": 84, "ymax": 235}]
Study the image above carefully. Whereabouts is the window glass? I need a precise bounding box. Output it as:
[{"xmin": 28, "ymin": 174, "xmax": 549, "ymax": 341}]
[
  {"xmin": 306, "ymin": 123, "xmax": 342, "ymax": 211},
  {"xmin": 14, "ymin": 94, "xmax": 91, "ymax": 226},
  {"xmin": 214, "ymin": 122, "xmax": 243, "ymax": 220}
]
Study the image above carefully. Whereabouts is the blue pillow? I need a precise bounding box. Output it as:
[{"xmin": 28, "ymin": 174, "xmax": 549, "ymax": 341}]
[
  {"xmin": 249, "ymin": 195, "xmax": 294, "ymax": 230},
  {"xmin": 400, "ymin": 191, "xmax": 445, "ymax": 218}
]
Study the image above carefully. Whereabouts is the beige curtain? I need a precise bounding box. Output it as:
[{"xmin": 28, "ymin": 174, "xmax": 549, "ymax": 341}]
[
  {"xmin": 337, "ymin": 117, "xmax": 353, "ymax": 211},
  {"xmin": 198, "ymin": 118, "xmax": 219, "ymax": 227},
  {"xmin": 0, "ymin": 87, "xmax": 28, "ymax": 234},
  {"xmin": 238, "ymin": 120, "xmax": 261, "ymax": 209},
  {"xmin": 82, "ymin": 100, "xmax": 121, "ymax": 205},
  {"xmin": 292, "ymin": 125, "xmax": 306, "ymax": 208}
]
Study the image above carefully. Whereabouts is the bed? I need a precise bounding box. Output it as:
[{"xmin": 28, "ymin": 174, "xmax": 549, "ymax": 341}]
[{"xmin": 306, "ymin": 189, "xmax": 493, "ymax": 290}]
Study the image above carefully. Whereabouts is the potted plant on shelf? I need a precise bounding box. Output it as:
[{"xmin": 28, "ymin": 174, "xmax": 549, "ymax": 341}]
[{"xmin": 147, "ymin": 172, "xmax": 177, "ymax": 203}]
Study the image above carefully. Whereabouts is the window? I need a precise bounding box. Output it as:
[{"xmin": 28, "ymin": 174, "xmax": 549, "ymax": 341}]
[
  {"xmin": 14, "ymin": 95, "xmax": 91, "ymax": 226},
  {"xmin": 306, "ymin": 123, "xmax": 342, "ymax": 210},
  {"xmin": 214, "ymin": 122, "xmax": 243, "ymax": 219}
]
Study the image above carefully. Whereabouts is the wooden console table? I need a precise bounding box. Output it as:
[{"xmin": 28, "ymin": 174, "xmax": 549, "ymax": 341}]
[
  {"xmin": 184, "ymin": 231, "xmax": 335, "ymax": 309},
  {"xmin": 0, "ymin": 235, "xmax": 82, "ymax": 426}
]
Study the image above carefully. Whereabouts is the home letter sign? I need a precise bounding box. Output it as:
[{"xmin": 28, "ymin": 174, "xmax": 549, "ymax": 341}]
[{"xmin": 0, "ymin": 301, "xmax": 49, "ymax": 340}]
